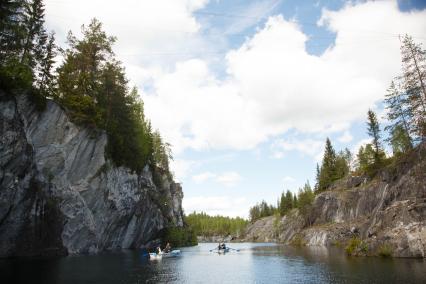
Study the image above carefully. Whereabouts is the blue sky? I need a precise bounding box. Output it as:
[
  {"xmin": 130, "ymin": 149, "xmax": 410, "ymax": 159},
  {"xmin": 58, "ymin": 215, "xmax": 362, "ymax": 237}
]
[{"xmin": 44, "ymin": 0, "xmax": 426, "ymax": 217}]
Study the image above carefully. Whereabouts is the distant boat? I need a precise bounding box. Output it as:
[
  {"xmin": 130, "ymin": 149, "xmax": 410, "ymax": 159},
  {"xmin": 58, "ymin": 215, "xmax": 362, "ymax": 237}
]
[{"xmin": 217, "ymin": 248, "xmax": 230, "ymax": 254}]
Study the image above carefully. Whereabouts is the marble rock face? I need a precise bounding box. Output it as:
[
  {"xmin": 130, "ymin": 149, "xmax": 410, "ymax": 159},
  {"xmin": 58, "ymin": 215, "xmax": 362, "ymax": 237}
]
[{"xmin": 0, "ymin": 94, "xmax": 184, "ymax": 257}]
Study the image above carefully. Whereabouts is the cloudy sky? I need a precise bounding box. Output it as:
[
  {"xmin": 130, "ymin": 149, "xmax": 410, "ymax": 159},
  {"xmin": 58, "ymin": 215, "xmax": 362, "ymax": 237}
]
[{"xmin": 44, "ymin": 0, "xmax": 426, "ymax": 217}]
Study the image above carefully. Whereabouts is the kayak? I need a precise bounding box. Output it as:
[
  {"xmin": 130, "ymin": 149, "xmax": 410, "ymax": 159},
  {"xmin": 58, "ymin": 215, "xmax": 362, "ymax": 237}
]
[
  {"xmin": 216, "ymin": 248, "xmax": 230, "ymax": 254},
  {"xmin": 162, "ymin": 249, "xmax": 181, "ymax": 258},
  {"xmin": 149, "ymin": 253, "xmax": 162, "ymax": 260},
  {"xmin": 150, "ymin": 249, "xmax": 181, "ymax": 260}
]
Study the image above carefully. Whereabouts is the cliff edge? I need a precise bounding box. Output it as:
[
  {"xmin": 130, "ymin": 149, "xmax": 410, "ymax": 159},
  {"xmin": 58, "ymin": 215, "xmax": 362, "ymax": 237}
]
[
  {"xmin": 243, "ymin": 143, "xmax": 426, "ymax": 258},
  {"xmin": 0, "ymin": 94, "xmax": 184, "ymax": 257}
]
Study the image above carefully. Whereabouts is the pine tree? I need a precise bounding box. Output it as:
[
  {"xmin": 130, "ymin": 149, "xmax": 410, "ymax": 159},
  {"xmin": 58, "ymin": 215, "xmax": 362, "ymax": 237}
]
[
  {"xmin": 366, "ymin": 109, "xmax": 382, "ymax": 164},
  {"xmin": 57, "ymin": 18, "xmax": 116, "ymax": 125},
  {"xmin": 0, "ymin": 0, "xmax": 25, "ymax": 62},
  {"xmin": 356, "ymin": 143, "xmax": 381, "ymax": 177},
  {"xmin": 279, "ymin": 190, "xmax": 293, "ymax": 216},
  {"xmin": 384, "ymin": 80, "xmax": 413, "ymax": 149},
  {"xmin": 20, "ymin": 0, "xmax": 46, "ymax": 69},
  {"xmin": 0, "ymin": 0, "xmax": 31, "ymax": 89},
  {"xmin": 314, "ymin": 163, "xmax": 320, "ymax": 192},
  {"xmin": 318, "ymin": 138, "xmax": 337, "ymax": 191},
  {"xmin": 36, "ymin": 31, "xmax": 56, "ymax": 97},
  {"xmin": 292, "ymin": 194, "xmax": 298, "ymax": 209},
  {"xmin": 335, "ymin": 150, "xmax": 350, "ymax": 179},
  {"xmin": 390, "ymin": 125, "xmax": 412, "ymax": 156},
  {"xmin": 297, "ymin": 181, "xmax": 314, "ymax": 214},
  {"xmin": 400, "ymin": 35, "xmax": 426, "ymax": 139}
]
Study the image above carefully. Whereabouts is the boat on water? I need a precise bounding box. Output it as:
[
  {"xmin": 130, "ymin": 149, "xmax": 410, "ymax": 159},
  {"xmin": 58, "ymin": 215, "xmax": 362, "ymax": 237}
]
[
  {"xmin": 149, "ymin": 249, "xmax": 181, "ymax": 260},
  {"xmin": 149, "ymin": 252, "xmax": 162, "ymax": 260},
  {"xmin": 162, "ymin": 249, "xmax": 181, "ymax": 258},
  {"xmin": 216, "ymin": 248, "xmax": 230, "ymax": 254}
]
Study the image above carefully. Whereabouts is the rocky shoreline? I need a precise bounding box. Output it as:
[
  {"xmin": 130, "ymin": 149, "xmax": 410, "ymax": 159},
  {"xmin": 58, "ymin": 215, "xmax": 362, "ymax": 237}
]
[{"xmin": 242, "ymin": 143, "xmax": 426, "ymax": 258}]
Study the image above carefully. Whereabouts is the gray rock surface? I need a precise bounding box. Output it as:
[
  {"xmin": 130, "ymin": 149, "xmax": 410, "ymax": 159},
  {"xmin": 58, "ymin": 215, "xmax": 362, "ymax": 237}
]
[
  {"xmin": 0, "ymin": 94, "xmax": 184, "ymax": 257},
  {"xmin": 242, "ymin": 143, "xmax": 426, "ymax": 258}
]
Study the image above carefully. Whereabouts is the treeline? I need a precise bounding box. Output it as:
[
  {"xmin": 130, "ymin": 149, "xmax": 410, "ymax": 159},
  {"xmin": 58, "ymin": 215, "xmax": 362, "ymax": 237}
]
[
  {"xmin": 185, "ymin": 212, "xmax": 248, "ymax": 237},
  {"xmin": 0, "ymin": 0, "xmax": 172, "ymax": 175},
  {"xmin": 249, "ymin": 35, "xmax": 426, "ymax": 222},
  {"xmin": 249, "ymin": 182, "xmax": 314, "ymax": 222}
]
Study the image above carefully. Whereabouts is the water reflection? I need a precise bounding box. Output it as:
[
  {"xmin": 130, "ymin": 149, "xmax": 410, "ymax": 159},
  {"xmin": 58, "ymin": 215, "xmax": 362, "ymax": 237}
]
[{"xmin": 1, "ymin": 243, "xmax": 425, "ymax": 283}]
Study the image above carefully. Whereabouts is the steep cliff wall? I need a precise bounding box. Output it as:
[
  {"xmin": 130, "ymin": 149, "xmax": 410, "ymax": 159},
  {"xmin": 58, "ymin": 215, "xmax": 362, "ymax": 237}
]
[
  {"xmin": 243, "ymin": 143, "xmax": 426, "ymax": 258},
  {"xmin": 0, "ymin": 94, "xmax": 184, "ymax": 257}
]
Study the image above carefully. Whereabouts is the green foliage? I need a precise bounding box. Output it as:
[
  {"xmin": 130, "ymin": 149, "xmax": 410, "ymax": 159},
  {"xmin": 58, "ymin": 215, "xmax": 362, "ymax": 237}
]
[
  {"xmin": 251, "ymin": 181, "xmax": 314, "ymax": 220},
  {"xmin": 158, "ymin": 226, "xmax": 197, "ymax": 248},
  {"xmin": 186, "ymin": 212, "xmax": 248, "ymax": 237},
  {"xmin": 297, "ymin": 181, "xmax": 314, "ymax": 215},
  {"xmin": 367, "ymin": 109, "xmax": 383, "ymax": 163},
  {"xmin": 0, "ymin": 0, "xmax": 55, "ymax": 102},
  {"xmin": 316, "ymin": 139, "xmax": 351, "ymax": 192},
  {"xmin": 400, "ymin": 35, "xmax": 426, "ymax": 140},
  {"xmin": 389, "ymin": 125, "xmax": 412, "ymax": 157},
  {"xmin": 249, "ymin": 200, "xmax": 277, "ymax": 222},
  {"xmin": 279, "ymin": 190, "xmax": 293, "ymax": 216},
  {"xmin": 384, "ymin": 80, "xmax": 414, "ymax": 148},
  {"xmin": 56, "ymin": 19, "xmax": 171, "ymax": 174},
  {"xmin": 377, "ymin": 243, "xmax": 393, "ymax": 258},
  {"xmin": 345, "ymin": 238, "xmax": 368, "ymax": 256},
  {"xmin": 355, "ymin": 110, "xmax": 390, "ymax": 177}
]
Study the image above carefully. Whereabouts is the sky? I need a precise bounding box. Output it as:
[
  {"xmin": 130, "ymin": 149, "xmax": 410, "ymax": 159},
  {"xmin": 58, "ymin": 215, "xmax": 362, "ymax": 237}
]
[{"xmin": 44, "ymin": 0, "xmax": 426, "ymax": 218}]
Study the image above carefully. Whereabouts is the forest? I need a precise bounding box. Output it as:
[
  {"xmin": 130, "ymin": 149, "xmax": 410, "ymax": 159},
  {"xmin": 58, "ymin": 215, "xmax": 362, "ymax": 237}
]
[
  {"xmin": 0, "ymin": 0, "xmax": 172, "ymax": 176},
  {"xmin": 249, "ymin": 34, "xmax": 426, "ymax": 222},
  {"xmin": 185, "ymin": 212, "xmax": 248, "ymax": 237}
]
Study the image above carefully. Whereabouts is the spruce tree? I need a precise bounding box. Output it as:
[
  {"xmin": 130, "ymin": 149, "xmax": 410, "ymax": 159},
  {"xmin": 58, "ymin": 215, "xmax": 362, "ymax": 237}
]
[
  {"xmin": 318, "ymin": 138, "xmax": 337, "ymax": 191},
  {"xmin": 366, "ymin": 109, "xmax": 382, "ymax": 164},
  {"xmin": 400, "ymin": 35, "xmax": 426, "ymax": 139},
  {"xmin": 36, "ymin": 31, "xmax": 56, "ymax": 97},
  {"xmin": 21, "ymin": 0, "xmax": 46, "ymax": 69},
  {"xmin": 384, "ymin": 80, "xmax": 413, "ymax": 149},
  {"xmin": 390, "ymin": 125, "xmax": 412, "ymax": 156}
]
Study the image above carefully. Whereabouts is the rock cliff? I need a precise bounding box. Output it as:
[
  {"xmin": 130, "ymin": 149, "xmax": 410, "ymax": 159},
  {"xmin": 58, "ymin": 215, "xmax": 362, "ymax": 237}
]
[
  {"xmin": 0, "ymin": 94, "xmax": 184, "ymax": 257},
  {"xmin": 243, "ymin": 143, "xmax": 426, "ymax": 258}
]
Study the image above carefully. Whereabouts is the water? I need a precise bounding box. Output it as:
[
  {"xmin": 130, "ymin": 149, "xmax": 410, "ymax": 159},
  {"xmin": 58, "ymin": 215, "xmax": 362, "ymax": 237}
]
[{"xmin": 1, "ymin": 243, "xmax": 425, "ymax": 283}]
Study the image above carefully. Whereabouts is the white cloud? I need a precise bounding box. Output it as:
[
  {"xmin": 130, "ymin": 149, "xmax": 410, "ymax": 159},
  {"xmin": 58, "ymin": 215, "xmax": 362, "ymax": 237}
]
[
  {"xmin": 282, "ymin": 176, "xmax": 295, "ymax": 183},
  {"xmin": 271, "ymin": 138, "xmax": 324, "ymax": 159},
  {"xmin": 44, "ymin": 1, "xmax": 426, "ymax": 177},
  {"xmin": 191, "ymin": 171, "xmax": 242, "ymax": 187},
  {"xmin": 170, "ymin": 159, "xmax": 197, "ymax": 182},
  {"xmin": 338, "ymin": 131, "xmax": 353, "ymax": 143},
  {"xmin": 143, "ymin": 1, "xmax": 426, "ymax": 156},
  {"xmin": 183, "ymin": 196, "xmax": 249, "ymax": 217},
  {"xmin": 44, "ymin": 0, "xmax": 210, "ymax": 88},
  {"xmin": 192, "ymin": 171, "xmax": 216, "ymax": 183},
  {"xmin": 216, "ymin": 172, "xmax": 242, "ymax": 187}
]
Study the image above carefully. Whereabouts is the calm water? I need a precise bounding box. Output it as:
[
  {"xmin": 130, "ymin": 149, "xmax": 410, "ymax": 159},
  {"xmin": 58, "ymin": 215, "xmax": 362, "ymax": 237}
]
[{"xmin": 1, "ymin": 243, "xmax": 425, "ymax": 283}]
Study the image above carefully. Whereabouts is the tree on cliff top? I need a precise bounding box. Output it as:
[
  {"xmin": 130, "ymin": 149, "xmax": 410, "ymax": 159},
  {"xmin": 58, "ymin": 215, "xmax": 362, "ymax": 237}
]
[
  {"xmin": 57, "ymin": 19, "xmax": 170, "ymax": 174},
  {"xmin": 367, "ymin": 109, "xmax": 382, "ymax": 162},
  {"xmin": 384, "ymin": 80, "xmax": 413, "ymax": 152},
  {"xmin": 400, "ymin": 35, "xmax": 426, "ymax": 140},
  {"xmin": 0, "ymin": 0, "xmax": 54, "ymax": 95}
]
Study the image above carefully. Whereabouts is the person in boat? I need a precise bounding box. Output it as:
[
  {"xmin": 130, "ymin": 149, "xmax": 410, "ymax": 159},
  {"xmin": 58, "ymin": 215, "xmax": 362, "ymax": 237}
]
[
  {"xmin": 156, "ymin": 246, "xmax": 162, "ymax": 255},
  {"xmin": 220, "ymin": 243, "xmax": 226, "ymax": 250},
  {"xmin": 164, "ymin": 242, "xmax": 171, "ymax": 253}
]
